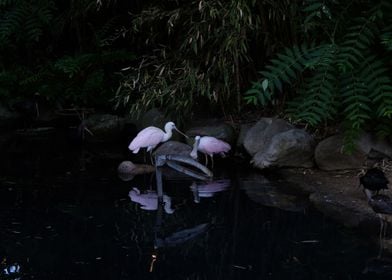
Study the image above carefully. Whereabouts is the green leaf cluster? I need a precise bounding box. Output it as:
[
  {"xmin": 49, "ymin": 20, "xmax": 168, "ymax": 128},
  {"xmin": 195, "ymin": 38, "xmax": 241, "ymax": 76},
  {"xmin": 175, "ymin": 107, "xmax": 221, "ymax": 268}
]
[
  {"xmin": 0, "ymin": 0, "xmax": 135, "ymax": 109},
  {"xmin": 245, "ymin": 0, "xmax": 392, "ymax": 149},
  {"xmin": 114, "ymin": 0, "xmax": 269, "ymax": 121},
  {"xmin": 0, "ymin": 0, "xmax": 54, "ymax": 46},
  {"xmin": 19, "ymin": 50, "xmax": 135, "ymax": 106}
]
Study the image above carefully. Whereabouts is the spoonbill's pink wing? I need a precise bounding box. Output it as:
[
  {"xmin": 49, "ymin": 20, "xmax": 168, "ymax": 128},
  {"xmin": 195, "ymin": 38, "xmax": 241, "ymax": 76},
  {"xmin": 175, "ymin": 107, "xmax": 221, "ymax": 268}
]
[{"xmin": 199, "ymin": 136, "xmax": 231, "ymax": 155}]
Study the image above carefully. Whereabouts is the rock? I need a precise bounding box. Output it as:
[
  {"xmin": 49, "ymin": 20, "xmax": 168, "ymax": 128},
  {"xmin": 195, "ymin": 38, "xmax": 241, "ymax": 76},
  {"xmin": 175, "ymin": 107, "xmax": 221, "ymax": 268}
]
[
  {"xmin": 315, "ymin": 134, "xmax": 367, "ymax": 170},
  {"xmin": 85, "ymin": 114, "xmax": 125, "ymax": 142},
  {"xmin": 357, "ymin": 133, "xmax": 392, "ymax": 159},
  {"xmin": 117, "ymin": 161, "xmax": 155, "ymax": 181},
  {"xmin": 185, "ymin": 121, "xmax": 236, "ymax": 145},
  {"xmin": 236, "ymin": 122, "xmax": 254, "ymax": 149},
  {"xmin": 309, "ymin": 192, "xmax": 372, "ymax": 228},
  {"xmin": 239, "ymin": 173, "xmax": 309, "ymax": 212},
  {"xmin": 154, "ymin": 140, "xmax": 192, "ymax": 156},
  {"xmin": 309, "ymin": 191, "xmax": 392, "ymax": 238},
  {"xmin": 278, "ymin": 168, "xmax": 392, "ymax": 253},
  {"xmin": 315, "ymin": 133, "xmax": 392, "ymax": 171},
  {"xmin": 153, "ymin": 140, "xmax": 214, "ymax": 180},
  {"xmin": 243, "ymin": 118, "xmax": 294, "ymax": 156},
  {"xmin": 139, "ymin": 108, "xmax": 169, "ymax": 131},
  {"xmin": 251, "ymin": 128, "xmax": 314, "ymax": 169}
]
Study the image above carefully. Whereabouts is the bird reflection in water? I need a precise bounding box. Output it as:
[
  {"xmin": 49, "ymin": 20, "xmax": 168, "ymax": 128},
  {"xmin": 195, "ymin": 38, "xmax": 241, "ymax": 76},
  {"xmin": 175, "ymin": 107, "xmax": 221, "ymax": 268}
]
[
  {"xmin": 367, "ymin": 194, "xmax": 392, "ymax": 258},
  {"xmin": 360, "ymin": 167, "xmax": 392, "ymax": 258},
  {"xmin": 190, "ymin": 179, "xmax": 230, "ymax": 203},
  {"xmin": 128, "ymin": 187, "xmax": 175, "ymax": 214}
]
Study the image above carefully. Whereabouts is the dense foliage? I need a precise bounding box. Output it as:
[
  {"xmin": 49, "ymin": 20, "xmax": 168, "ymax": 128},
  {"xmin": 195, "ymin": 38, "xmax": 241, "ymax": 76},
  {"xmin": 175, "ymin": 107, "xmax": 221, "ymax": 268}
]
[
  {"xmin": 114, "ymin": 0, "xmax": 302, "ymax": 120},
  {"xmin": 0, "ymin": 0, "xmax": 135, "ymax": 110},
  {"xmin": 1, "ymin": 0, "xmax": 391, "ymax": 145},
  {"xmin": 245, "ymin": 0, "xmax": 392, "ymax": 148},
  {"xmin": 114, "ymin": 0, "xmax": 257, "ymax": 119}
]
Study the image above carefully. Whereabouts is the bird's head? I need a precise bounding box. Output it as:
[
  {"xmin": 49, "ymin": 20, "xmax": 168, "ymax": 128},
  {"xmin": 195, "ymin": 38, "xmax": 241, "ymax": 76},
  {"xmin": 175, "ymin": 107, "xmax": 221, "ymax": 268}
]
[
  {"xmin": 165, "ymin": 121, "xmax": 188, "ymax": 138},
  {"xmin": 164, "ymin": 122, "xmax": 176, "ymax": 131}
]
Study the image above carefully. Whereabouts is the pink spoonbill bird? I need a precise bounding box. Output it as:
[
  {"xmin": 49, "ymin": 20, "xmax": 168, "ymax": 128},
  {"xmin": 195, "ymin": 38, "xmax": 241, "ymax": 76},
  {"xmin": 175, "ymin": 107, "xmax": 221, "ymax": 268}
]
[
  {"xmin": 128, "ymin": 122, "xmax": 188, "ymax": 161},
  {"xmin": 190, "ymin": 135, "xmax": 231, "ymax": 168}
]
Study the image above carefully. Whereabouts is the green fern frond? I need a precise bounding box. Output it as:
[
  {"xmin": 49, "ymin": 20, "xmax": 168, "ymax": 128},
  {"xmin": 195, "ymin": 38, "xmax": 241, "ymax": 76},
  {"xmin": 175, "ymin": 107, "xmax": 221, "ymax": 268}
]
[
  {"xmin": 0, "ymin": 1, "xmax": 54, "ymax": 43},
  {"xmin": 0, "ymin": 5, "xmax": 28, "ymax": 39},
  {"xmin": 303, "ymin": 0, "xmax": 332, "ymax": 27},
  {"xmin": 19, "ymin": 70, "xmax": 46, "ymax": 86},
  {"xmin": 96, "ymin": 16, "xmax": 123, "ymax": 46},
  {"xmin": 340, "ymin": 74, "xmax": 373, "ymax": 151},
  {"xmin": 341, "ymin": 75, "xmax": 372, "ymax": 128},
  {"xmin": 246, "ymin": 0, "xmax": 392, "ymax": 150},
  {"xmin": 337, "ymin": 17, "xmax": 378, "ymax": 72},
  {"xmin": 244, "ymin": 42, "xmax": 336, "ymax": 107},
  {"xmin": 0, "ymin": 0, "xmax": 15, "ymax": 7},
  {"xmin": 359, "ymin": 56, "xmax": 392, "ymax": 118},
  {"xmin": 375, "ymin": 121, "xmax": 392, "ymax": 138},
  {"xmin": 54, "ymin": 56, "xmax": 82, "ymax": 78},
  {"xmin": 287, "ymin": 46, "xmax": 338, "ymax": 126},
  {"xmin": 380, "ymin": 24, "xmax": 392, "ymax": 50}
]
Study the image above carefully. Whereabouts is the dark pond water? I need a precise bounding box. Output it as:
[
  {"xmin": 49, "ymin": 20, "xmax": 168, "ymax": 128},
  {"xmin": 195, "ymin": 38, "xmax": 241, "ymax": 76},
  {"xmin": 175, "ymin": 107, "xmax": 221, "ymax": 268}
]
[{"xmin": 0, "ymin": 131, "xmax": 391, "ymax": 279}]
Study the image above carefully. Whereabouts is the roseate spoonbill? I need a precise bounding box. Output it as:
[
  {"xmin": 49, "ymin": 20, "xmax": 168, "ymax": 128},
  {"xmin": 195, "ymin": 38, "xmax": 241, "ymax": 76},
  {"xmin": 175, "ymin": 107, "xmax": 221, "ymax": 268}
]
[
  {"xmin": 359, "ymin": 168, "xmax": 389, "ymax": 196},
  {"xmin": 128, "ymin": 122, "xmax": 187, "ymax": 161},
  {"xmin": 190, "ymin": 135, "xmax": 231, "ymax": 168}
]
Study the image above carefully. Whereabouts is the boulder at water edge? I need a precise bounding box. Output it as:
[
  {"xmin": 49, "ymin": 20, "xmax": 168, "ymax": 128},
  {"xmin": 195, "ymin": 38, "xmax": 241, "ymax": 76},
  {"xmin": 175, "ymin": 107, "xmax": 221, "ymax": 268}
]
[
  {"xmin": 251, "ymin": 128, "xmax": 314, "ymax": 169},
  {"xmin": 243, "ymin": 118, "xmax": 314, "ymax": 169},
  {"xmin": 315, "ymin": 133, "xmax": 392, "ymax": 170}
]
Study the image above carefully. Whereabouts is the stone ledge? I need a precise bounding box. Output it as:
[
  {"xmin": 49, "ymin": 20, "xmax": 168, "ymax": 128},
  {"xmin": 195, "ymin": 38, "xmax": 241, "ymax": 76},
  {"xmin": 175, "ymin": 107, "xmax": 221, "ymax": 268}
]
[{"xmin": 277, "ymin": 168, "xmax": 392, "ymax": 253}]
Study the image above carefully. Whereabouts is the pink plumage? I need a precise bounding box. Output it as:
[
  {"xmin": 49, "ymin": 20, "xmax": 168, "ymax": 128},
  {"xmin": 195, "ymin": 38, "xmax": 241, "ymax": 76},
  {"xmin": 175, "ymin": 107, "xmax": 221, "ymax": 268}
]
[
  {"xmin": 190, "ymin": 135, "xmax": 231, "ymax": 167},
  {"xmin": 197, "ymin": 136, "xmax": 231, "ymax": 157}
]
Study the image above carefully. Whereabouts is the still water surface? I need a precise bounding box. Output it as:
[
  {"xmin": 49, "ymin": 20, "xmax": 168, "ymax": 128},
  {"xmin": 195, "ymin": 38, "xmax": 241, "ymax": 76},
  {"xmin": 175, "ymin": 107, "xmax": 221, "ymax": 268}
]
[{"xmin": 0, "ymin": 133, "xmax": 390, "ymax": 279}]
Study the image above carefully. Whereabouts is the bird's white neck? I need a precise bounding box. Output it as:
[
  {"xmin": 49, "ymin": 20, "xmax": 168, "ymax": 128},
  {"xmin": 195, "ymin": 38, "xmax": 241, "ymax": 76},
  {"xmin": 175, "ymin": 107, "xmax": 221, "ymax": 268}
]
[
  {"xmin": 162, "ymin": 128, "xmax": 173, "ymax": 142},
  {"xmin": 190, "ymin": 138, "xmax": 200, "ymax": 159}
]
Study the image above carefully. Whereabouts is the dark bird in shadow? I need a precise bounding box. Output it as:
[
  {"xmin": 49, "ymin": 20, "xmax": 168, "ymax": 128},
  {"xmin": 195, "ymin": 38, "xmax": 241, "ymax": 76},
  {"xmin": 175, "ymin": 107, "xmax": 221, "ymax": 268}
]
[{"xmin": 359, "ymin": 168, "xmax": 389, "ymax": 196}]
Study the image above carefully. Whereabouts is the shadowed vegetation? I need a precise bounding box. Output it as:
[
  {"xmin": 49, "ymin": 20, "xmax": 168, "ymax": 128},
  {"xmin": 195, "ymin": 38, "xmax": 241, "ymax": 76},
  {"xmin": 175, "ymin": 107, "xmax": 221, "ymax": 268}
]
[{"xmin": 0, "ymin": 0, "xmax": 391, "ymax": 145}]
